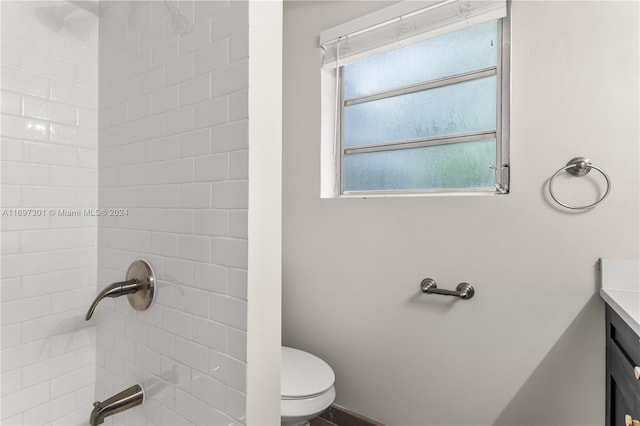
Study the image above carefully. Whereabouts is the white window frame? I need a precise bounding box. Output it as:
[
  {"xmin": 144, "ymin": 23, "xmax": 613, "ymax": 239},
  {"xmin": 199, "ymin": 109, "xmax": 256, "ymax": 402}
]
[{"xmin": 320, "ymin": 1, "xmax": 511, "ymax": 198}]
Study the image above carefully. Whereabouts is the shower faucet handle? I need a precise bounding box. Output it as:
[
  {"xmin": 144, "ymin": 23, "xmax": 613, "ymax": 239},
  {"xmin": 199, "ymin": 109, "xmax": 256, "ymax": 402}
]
[{"xmin": 85, "ymin": 260, "xmax": 155, "ymax": 321}]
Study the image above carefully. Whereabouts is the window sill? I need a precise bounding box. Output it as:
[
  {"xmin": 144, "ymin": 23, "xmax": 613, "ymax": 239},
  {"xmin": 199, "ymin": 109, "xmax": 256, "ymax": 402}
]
[{"xmin": 333, "ymin": 189, "xmax": 509, "ymax": 199}]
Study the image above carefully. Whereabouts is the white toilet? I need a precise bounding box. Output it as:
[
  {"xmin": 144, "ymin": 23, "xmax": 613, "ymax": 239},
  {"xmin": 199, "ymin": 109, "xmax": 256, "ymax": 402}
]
[{"xmin": 281, "ymin": 346, "xmax": 336, "ymax": 426}]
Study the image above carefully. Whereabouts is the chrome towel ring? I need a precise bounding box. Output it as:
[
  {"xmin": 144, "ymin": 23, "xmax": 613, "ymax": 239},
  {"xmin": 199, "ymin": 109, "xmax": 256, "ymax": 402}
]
[{"xmin": 548, "ymin": 157, "xmax": 611, "ymax": 210}]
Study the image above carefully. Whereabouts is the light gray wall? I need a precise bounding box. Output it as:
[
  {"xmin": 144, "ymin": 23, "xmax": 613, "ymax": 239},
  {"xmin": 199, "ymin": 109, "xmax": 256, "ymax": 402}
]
[{"xmin": 282, "ymin": 1, "xmax": 639, "ymax": 425}]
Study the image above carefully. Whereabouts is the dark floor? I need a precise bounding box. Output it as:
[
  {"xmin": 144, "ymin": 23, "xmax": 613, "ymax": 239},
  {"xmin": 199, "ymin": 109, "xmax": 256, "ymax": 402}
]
[
  {"xmin": 311, "ymin": 417, "xmax": 338, "ymax": 426},
  {"xmin": 311, "ymin": 406, "xmax": 385, "ymax": 426}
]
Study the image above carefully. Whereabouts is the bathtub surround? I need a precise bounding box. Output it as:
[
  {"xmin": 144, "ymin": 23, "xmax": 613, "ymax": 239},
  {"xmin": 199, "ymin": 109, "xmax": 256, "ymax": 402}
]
[
  {"xmin": 283, "ymin": 1, "xmax": 639, "ymax": 424},
  {"xmin": 96, "ymin": 0, "xmax": 251, "ymax": 419},
  {"xmin": 1, "ymin": 1, "xmax": 282, "ymax": 425},
  {"xmin": 97, "ymin": 1, "xmax": 281, "ymax": 424},
  {"xmin": 0, "ymin": 1, "xmax": 99, "ymax": 424}
]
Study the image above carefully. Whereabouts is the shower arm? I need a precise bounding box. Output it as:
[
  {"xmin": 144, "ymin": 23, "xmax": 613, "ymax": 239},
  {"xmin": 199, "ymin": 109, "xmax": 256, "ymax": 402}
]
[
  {"xmin": 68, "ymin": 1, "xmax": 99, "ymax": 16},
  {"xmin": 163, "ymin": 0, "xmax": 180, "ymax": 14}
]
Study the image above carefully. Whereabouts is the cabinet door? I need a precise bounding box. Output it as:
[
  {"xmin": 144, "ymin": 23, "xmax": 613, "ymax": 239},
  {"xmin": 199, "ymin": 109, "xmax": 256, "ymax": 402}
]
[
  {"xmin": 609, "ymin": 370, "xmax": 635, "ymax": 426},
  {"xmin": 607, "ymin": 306, "xmax": 640, "ymax": 426}
]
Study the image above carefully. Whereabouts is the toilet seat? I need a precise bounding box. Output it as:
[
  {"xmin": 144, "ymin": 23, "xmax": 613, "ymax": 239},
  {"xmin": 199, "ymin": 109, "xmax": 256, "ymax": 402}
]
[{"xmin": 281, "ymin": 346, "xmax": 335, "ymax": 400}]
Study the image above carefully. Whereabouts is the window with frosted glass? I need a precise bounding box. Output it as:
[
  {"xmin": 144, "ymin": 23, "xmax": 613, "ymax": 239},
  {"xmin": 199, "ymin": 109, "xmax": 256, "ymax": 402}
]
[{"xmin": 339, "ymin": 20, "xmax": 509, "ymax": 194}]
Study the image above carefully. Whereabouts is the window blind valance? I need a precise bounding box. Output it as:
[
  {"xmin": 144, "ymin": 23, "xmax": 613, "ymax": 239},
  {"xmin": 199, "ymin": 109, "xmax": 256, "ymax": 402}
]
[{"xmin": 319, "ymin": 0, "xmax": 507, "ymax": 68}]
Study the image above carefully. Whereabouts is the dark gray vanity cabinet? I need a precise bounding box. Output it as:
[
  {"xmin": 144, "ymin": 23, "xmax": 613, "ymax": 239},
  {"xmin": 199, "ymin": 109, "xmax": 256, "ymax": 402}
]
[{"xmin": 606, "ymin": 305, "xmax": 640, "ymax": 426}]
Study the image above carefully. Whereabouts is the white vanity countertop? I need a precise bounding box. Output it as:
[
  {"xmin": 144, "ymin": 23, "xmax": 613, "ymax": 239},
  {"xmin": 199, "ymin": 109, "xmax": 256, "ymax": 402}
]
[{"xmin": 600, "ymin": 258, "xmax": 640, "ymax": 336}]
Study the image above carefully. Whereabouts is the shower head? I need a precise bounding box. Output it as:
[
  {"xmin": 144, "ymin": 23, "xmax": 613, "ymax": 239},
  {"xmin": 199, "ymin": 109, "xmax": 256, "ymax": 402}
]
[
  {"xmin": 34, "ymin": 3, "xmax": 76, "ymax": 32},
  {"xmin": 164, "ymin": 0, "xmax": 192, "ymax": 35},
  {"xmin": 170, "ymin": 11, "xmax": 192, "ymax": 35},
  {"xmin": 34, "ymin": 1, "xmax": 98, "ymax": 34}
]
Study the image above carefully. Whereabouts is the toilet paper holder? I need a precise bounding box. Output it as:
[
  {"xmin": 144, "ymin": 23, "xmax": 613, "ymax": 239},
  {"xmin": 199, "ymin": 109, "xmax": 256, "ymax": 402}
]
[{"xmin": 420, "ymin": 278, "xmax": 475, "ymax": 300}]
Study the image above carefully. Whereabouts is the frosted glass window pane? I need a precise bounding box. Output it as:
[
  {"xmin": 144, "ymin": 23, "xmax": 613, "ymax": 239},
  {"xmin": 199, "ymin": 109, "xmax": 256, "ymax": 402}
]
[
  {"xmin": 344, "ymin": 140, "xmax": 496, "ymax": 192},
  {"xmin": 343, "ymin": 76, "xmax": 496, "ymax": 148},
  {"xmin": 344, "ymin": 21, "xmax": 497, "ymax": 100}
]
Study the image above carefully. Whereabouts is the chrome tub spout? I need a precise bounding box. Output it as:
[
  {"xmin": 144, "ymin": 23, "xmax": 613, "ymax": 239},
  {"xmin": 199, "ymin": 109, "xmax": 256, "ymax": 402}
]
[{"xmin": 89, "ymin": 384, "xmax": 144, "ymax": 426}]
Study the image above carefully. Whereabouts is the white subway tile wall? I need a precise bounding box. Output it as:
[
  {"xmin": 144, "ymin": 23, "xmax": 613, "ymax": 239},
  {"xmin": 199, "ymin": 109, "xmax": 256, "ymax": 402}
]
[
  {"xmin": 0, "ymin": 1, "xmax": 99, "ymax": 425},
  {"xmin": 2, "ymin": 0, "xmax": 250, "ymax": 425},
  {"xmin": 96, "ymin": 1, "xmax": 248, "ymax": 425}
]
